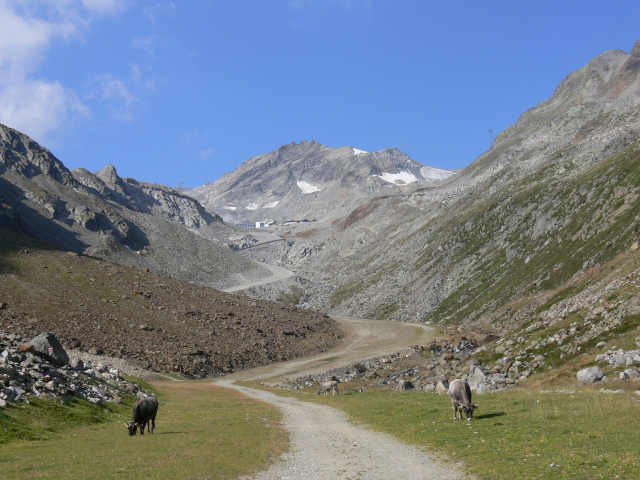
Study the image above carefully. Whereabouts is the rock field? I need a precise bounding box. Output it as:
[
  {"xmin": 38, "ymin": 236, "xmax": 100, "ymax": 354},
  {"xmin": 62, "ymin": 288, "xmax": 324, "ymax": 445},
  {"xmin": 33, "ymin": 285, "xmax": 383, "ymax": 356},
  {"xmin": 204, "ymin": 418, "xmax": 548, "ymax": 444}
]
[
  {"xmin": 0, "ymin": 243, "xmax": 344, "ymax": 379},
  {"xmin": 0, "ymin": 331, "xmax": 153, "ymax": 407}
]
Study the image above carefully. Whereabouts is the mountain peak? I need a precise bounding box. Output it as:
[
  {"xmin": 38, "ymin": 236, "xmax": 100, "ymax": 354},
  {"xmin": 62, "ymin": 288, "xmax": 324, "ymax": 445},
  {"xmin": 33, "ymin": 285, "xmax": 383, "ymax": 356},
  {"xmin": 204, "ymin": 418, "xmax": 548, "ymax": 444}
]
[
  {"xmin": 622, "ymin": 38, "xmax": 640, "ymax": 79},
  {"xmin": 95, "ymin": 164, "xmax": 122, "ymax": 186},
  {"xmin": 189, "ymin": 140, "xmax": 458, "ymax": 223}
]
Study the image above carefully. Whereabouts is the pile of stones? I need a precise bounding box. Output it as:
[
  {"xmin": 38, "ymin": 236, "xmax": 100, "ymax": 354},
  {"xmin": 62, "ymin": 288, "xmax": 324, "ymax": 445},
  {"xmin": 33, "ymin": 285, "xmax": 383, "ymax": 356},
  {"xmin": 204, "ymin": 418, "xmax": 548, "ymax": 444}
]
[
  {"xmin": 595, "ymin": 348, "xmax": 640, "ymax": 367},
  {"xmin": 0, "ymin": 331, "xmax": 151, "ymax": 407}
]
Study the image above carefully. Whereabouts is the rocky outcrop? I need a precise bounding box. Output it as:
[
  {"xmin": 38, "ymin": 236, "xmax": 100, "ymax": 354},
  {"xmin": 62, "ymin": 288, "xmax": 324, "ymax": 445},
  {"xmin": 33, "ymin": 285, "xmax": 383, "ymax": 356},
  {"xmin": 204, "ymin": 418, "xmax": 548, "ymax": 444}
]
[
  {"xmin": 0, "ymin": 123, "xmax": 273, "ymax": 291},
  {"xmin": 0, "ymin": 332, "xmax": 152, "ymax": 407}
]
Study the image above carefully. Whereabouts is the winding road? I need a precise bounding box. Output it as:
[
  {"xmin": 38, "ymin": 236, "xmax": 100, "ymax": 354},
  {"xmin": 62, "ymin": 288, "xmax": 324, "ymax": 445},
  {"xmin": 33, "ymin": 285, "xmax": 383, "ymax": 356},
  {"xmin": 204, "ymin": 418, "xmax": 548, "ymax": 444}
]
[
  {"xmin": 222, "ymin": 262, "xmax": 295, "ymax": 293},
  {"xmin": 217, "ymin": 317, "xmax": 473, "ymax": 480}
]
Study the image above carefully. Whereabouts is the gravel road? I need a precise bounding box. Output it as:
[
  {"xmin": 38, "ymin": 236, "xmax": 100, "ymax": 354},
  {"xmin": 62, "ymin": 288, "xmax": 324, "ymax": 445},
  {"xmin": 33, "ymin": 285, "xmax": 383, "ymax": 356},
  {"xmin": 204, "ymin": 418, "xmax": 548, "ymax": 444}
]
[
  {"xmin": 222, "ymin": 262, "xmax": 294, "ymax": 293},
  {"xmin": 217, "ymin": 316, "xmax": 473, "ymax": 480}
]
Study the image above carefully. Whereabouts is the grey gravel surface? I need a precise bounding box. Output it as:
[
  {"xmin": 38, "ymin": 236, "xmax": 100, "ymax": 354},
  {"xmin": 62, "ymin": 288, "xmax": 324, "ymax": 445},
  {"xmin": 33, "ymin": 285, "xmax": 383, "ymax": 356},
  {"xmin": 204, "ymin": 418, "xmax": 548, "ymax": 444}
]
[
  {"xmin": 222, "ymin": 381, "xmax": 470, "ymax": 480},
  {"xmin": 216, "ymin": 316, "xmax": 472, "ymax": 480}
]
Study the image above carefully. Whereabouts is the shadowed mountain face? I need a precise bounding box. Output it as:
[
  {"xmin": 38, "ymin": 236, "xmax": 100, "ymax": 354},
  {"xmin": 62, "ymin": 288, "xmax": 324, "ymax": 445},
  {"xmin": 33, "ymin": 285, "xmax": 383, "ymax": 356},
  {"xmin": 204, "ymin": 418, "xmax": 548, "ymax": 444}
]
[
  {"xmin": 0, "ymin": 124, "xmax": 271, "ymax": 290},
  {"xmin": 187, "ymin": 140, "xmax": 457, "ymax": 223}
]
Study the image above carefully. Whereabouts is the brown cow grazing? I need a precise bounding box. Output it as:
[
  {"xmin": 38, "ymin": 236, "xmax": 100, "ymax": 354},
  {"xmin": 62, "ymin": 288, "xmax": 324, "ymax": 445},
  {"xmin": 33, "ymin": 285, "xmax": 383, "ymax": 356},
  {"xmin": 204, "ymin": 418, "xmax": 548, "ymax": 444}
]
[
  {"xmin": 126, "ymin": 396, "xmax": 158, "ymax": 436},
  {"xmin": 448, "ymin": 379, "xmax": 478, "ymax": 420}
]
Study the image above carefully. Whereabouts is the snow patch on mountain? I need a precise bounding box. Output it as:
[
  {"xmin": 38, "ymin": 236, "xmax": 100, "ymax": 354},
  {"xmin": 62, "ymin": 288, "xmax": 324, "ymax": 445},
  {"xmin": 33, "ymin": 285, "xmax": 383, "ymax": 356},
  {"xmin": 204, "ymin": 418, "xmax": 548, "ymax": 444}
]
[
  {"xmin": 246, "ymin": 203, "xmax": 259, "ymax": 210},
  {"xmin": 297, "ymin": 181, "xmax": 321, "ymax": 194},
  {"xmin": 353, "ymin": 148, "xmax": 368, "ymax": 155},
  {"xmin": 420, "ymin": 166, "xmax": 457, "ymax": 181},
  {"xmin": 375, "ymin": 171, "xmax": 418, "ymax": 185},
  {"xmin": 264, "ymin": 201, "xmax": 280, "ymax": 208}
]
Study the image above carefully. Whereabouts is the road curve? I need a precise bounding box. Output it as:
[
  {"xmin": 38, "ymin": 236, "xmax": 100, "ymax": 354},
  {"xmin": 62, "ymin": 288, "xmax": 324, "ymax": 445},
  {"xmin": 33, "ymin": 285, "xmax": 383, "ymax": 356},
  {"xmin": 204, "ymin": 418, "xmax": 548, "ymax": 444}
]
[
  {"xmin": 216, "ymin": 317, "xmax": 472, "ymax": 480},
  {"xmin": 226, "ymin": 316, "xmax": 436, "ymax": 383},
  {"xmin": 222, "ymin": 262, "xmax": 294, "ymax": 293}
]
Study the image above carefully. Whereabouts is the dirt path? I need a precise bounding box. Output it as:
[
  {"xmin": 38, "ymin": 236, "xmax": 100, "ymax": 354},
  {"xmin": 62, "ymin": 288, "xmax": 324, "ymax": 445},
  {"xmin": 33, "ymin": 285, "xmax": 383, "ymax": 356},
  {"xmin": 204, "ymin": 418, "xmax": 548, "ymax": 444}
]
[
  {"xmin": 217, "ymin": 317, "xmax": 473, "ymax": 480},
  {"xmin": 222, "ymin": 262, "xmax": 294, "ymax": 293}
]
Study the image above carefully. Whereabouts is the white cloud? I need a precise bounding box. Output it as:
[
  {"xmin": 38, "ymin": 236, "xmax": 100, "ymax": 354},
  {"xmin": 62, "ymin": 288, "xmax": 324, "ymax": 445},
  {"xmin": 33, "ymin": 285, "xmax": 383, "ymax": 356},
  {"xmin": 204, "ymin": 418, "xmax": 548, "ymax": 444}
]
[
  {"xmin": 198, "ymin": 148, "xmax": 213, "ymax": 159},
  {"xmin": 0, "ymin": 78, "xmax": 88, "ymax": 142},
  {"xmin": 0, "ymin": 0, "xmax": 128, "ymax": 141},
  {"xmin": 143, "ymin": 1, "xmax": 175, "ymax": 23},
  {"xmin": 0, "ymin": 2, "xmax": 75, "ymax": 75},
  {"xmin": 86, "ymin": 73, "xmax": 138, "ymax": 120}
]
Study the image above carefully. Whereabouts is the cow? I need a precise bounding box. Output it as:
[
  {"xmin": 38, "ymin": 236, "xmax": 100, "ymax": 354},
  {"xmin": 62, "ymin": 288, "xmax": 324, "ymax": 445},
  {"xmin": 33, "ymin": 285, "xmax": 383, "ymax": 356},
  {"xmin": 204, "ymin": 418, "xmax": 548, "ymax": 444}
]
[
  {"xmin": 447, "ymin": 379, "xmax": 478, "ymax": 421},
  {"xmin": 126, "ymin": 396, "xmax": 158, "ymax": 436},
  {"xmin": 316, "ymin": 380, "xmax": 339, "ymax": 396}
]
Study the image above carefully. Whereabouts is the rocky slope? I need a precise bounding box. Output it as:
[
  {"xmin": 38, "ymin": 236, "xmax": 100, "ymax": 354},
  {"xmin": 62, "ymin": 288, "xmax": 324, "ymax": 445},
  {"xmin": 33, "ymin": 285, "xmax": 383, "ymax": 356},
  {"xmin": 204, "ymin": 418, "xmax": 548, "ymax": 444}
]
[
  {"xmin": 0, "ymin": 331, "xmax": 154, "ymax": 407},
  {"xmin": 187, "ymin": 140, "xmax": 457, "ymax": 224},
  {"xmin": 0, "ymin": 123, "xmax": 272, "ymax": 290},
  {"xmin": 0, "ymin": 228, "xmax": 343, "ymax": 378},
  {"xmin": 231, "ymin": 40, "xmax": 640, "ymax": 332}
]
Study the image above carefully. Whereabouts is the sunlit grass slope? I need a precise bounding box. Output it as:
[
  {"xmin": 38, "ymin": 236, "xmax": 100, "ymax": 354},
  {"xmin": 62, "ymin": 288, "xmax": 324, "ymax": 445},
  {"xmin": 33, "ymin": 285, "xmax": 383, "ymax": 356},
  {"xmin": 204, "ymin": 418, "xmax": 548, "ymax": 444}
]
[{"xmin": 0, "ymin": 380, "xmax": 286, "ymax": 480}]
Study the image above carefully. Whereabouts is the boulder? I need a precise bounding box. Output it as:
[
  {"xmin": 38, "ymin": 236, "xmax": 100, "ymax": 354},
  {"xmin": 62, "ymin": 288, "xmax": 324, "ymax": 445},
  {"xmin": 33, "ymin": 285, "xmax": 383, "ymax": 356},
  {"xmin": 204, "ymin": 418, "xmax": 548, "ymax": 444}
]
[
  {"xmin": 468, "ymin": 365, "xmax": 487, "ymax": 391},
  {"xmin": 624, "ymin": 368, "xmax": 640, "ymax": 380},
  {"xmin": 396, "ymin": 379, "xmax": 415, "ymax": 391},
  {"xmin": 435, "ymin": 381, "xmax": 449, "ymax": 393},
  {"xmin": 69, "ymin": 357, "xmax": 85, "ymax": 370},
  {"xmin": 577, "ymin": 366, "xmax": 604, "ymax": 384},
  {"xmin": 29, "ymin": 332, "xmax": 69, "ymax": 366}
]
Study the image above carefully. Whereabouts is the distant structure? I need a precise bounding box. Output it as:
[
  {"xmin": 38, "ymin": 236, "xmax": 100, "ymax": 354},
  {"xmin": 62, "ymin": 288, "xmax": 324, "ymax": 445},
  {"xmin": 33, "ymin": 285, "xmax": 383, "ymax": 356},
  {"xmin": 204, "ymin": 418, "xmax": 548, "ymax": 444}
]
[{"xmin": 489, "ymin": 129, "xmax": 494, "ymax": 146}]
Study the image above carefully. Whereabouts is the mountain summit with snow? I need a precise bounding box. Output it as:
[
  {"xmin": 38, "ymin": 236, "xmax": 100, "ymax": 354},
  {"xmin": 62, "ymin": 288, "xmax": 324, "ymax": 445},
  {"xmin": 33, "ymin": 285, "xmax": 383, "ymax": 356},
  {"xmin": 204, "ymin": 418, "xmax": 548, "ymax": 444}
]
[{"xmin": 188, "ymin": 140, "xmax": 456, "ymax": 223}]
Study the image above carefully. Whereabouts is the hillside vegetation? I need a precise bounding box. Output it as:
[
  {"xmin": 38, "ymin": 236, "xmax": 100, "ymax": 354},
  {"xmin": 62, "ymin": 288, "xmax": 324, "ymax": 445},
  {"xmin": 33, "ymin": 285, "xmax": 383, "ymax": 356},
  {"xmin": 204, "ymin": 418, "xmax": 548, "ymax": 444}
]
[{"xmin": 240, "ymin": 40, "xmax": 640, "ymax": 337}]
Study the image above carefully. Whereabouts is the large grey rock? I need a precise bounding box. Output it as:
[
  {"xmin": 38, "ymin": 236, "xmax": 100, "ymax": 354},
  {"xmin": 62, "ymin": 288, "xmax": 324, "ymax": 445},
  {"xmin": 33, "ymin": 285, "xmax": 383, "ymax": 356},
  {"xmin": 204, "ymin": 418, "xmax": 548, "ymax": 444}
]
[
  {"xmin": 396, "ymin": 379, "xmax": 414, "ymax": 391},
  {"xmin": 435, "ymin": 381, "xmax": 449, "ymax": 393},
  {"xmin": 624, "ymin": 368, "xmax": 640, "ymax": 380},
  {"xmin": 69, "ymin": 357, "xmax": 85, "ymax": 370},
  {"xmin": 468, "ymin": 365, "xmax": 487, "ymax": 391},
  {"xmin": 29, "ymin": 332, "xmax": 69, "ymax": 366},
  {"xmin": 577, "ymin": 366, "xmax": 604, "ymax": 384}
]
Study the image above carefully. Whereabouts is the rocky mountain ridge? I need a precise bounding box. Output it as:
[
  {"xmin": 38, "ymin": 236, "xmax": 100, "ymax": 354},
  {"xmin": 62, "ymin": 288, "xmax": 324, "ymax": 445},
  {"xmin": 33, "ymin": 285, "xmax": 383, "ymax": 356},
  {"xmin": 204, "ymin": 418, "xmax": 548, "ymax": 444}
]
[
  {"xmin": 0, "ymin": 124, "xmax": 271, "ymax": 290},
  {"xmin": 188, "ymin": 140, "xmax": 457, "ymax": 223}
]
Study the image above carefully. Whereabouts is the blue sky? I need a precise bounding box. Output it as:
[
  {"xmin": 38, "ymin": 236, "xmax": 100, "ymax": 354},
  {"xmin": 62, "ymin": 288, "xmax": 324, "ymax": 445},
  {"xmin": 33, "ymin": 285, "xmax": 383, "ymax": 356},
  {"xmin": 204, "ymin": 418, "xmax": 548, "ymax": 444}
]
[{"xmin": 1, "ymin": 1, "xmax": 639, "ymax": 188}]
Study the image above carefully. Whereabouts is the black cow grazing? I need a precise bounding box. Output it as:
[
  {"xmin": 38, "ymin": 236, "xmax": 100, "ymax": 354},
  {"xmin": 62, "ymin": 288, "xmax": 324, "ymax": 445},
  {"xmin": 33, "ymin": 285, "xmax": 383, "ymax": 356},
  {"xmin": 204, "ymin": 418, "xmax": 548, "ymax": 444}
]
[
  {"xmin": 126, "ymin": 396, "xmax": 158, "ymax": 436},
  {"xmin": 447, "ymin": 379, "xmax": 478, "ymax": 421}
]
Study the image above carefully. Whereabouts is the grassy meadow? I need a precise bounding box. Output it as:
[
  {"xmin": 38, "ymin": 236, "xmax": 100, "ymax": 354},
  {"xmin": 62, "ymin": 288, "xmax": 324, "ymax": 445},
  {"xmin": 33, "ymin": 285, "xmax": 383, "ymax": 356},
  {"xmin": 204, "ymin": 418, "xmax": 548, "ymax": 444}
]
[
  {"xmin": 0, "ymin": 380, "xmax": 286, "ymax": 480},
  {"xmin": 269, "ymin": 384, "xmax": 640, "ymax": 480}
]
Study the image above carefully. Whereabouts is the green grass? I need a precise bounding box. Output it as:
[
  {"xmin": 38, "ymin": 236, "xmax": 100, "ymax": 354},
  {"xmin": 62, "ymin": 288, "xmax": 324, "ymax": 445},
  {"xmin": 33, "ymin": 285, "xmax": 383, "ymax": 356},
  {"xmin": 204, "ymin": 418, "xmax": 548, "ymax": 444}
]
[
  {"xmin": 261, "ymin": 384, "xmax": 640, "ymax": 479},
  {"xmin": 0, "ymin": 396, "xmax": 132, "ymax": 445},
  {"xmin": 0, "ymin": 381, "xmax": 286, "ymax": 480}
]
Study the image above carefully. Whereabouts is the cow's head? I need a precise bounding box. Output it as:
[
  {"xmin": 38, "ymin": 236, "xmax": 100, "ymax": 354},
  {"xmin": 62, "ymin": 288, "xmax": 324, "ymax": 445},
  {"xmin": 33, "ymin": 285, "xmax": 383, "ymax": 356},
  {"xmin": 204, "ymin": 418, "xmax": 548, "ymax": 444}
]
[
  {"xmin": 125, "ymin": 421, "xmax": 138, "ymax": 436},
  {"xmin": 464, "ymin": 403, "xmax": 478, "ymax": 420}
]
